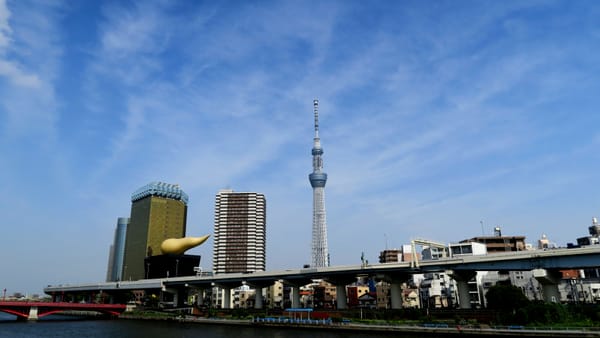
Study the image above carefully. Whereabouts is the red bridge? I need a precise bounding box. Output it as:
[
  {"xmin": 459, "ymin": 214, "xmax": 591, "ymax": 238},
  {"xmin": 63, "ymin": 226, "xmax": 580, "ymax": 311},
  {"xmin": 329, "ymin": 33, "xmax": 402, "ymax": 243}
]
[{"xmin": 0, "ymin": 301, "xmax": 127, "ymax": 320}]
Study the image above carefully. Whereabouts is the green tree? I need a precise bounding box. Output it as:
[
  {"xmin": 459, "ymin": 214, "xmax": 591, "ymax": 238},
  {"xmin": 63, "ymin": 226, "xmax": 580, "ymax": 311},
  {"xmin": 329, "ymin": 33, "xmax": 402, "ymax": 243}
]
[
  {"xmin": 525, "ymin": 301, "xmax": 570, "ymax": 324},
  {"xmin": 486, "ymin": 284, "xmax": 530, "ymax": 311}
]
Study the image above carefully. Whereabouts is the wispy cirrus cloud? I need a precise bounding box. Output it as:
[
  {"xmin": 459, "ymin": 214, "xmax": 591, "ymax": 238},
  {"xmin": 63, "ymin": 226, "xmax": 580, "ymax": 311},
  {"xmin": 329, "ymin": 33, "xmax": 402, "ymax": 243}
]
[
  {"xmin": 0, "ymin": 0, "xmax": 11, "ymax": 49},
  {"xmin": 0, "ymin": 0, "xmax": 41, "ymax": 88},
  {"xmin": 4, "ymin": 0, "xmax": 600, "ymax": 293}
]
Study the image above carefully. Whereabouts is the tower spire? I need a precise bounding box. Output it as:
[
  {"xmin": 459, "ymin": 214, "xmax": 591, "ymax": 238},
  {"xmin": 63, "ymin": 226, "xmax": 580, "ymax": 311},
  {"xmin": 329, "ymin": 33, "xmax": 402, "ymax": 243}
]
[
  {"xmin": 309, "ymin": 98, "xmax": 329, "ymax": 267},
  {"xmin": 314, "ymin": 99, "xmax": 320, "ymax": 139}
]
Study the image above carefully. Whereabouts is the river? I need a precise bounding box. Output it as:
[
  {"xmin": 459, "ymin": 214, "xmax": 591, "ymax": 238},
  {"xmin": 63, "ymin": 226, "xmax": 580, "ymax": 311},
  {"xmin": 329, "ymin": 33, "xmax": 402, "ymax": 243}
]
[{"xmin": 0, "ymin": 313, "xmax": 424, "ymax": 338}]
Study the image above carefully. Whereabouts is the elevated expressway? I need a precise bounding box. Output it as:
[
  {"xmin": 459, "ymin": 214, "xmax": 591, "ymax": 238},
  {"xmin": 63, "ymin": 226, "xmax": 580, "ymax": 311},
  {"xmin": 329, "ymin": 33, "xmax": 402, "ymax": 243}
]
[{"xmin": 45, "ymin": 246, "xmax": 600, "ymax": 309}]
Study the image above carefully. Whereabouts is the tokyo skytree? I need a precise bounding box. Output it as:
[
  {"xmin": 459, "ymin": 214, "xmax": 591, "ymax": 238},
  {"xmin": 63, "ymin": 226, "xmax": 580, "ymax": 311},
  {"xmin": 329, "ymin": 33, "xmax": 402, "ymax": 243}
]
[{"xmin": 309, "ymin": 99, "xmax": 329, "ymax": 267}]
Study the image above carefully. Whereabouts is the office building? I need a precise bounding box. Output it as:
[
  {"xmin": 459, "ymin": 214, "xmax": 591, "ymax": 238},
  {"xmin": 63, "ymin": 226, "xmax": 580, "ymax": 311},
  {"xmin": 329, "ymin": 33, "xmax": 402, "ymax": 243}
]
[
  {"xmin": 213, "ymin": 189, "xmax": 266, "ymax": 274},
  {"xmin": 106, "ymin": 217, "xmax": 130, "ymax": 281},
  {"xmin": 122, "ymin": 182, "xmax": 188, "ymax": 280}
]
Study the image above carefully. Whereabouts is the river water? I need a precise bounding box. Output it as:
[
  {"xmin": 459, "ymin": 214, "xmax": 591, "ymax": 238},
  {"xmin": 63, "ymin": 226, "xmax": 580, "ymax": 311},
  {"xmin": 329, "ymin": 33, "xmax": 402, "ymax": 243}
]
[{"xmin": 0, "ymin": 313, "xmax": 422, "ymax": 338}]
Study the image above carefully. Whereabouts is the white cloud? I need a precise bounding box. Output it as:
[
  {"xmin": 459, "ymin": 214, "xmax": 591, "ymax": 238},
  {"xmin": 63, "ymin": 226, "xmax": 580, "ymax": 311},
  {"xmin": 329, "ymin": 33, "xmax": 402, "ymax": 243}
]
[
  {"xmin": 0, "ymin": 59, "xmax": 40, "ymax": 87},
  {"xmin": 0, "ymin": 0, "xmax": 40, "ymax": 88},
  {"xmin": 0, "ymin": 0, "xmax": 11, "ymax": 49},
  {"xmin": 100, "ymin": 2, "xmax": 171, "ymax": 57},
  {"xmin": 3, "ymin": 0, "xmax": 600, "ymax": 290}
]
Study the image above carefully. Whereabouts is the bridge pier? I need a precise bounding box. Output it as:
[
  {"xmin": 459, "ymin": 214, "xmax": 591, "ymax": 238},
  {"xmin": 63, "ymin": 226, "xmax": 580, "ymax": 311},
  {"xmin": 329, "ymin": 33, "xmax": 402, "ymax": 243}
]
[
  {"xmin": 290, "ymin": 285, "xmax": 300, "ymax": 308},
  {"xmin": 246, "ymin": 281, "xmax": 272, "ymax": 310},
  {"xmin": 254, "ymin": 287, "xmax": 264, "ymax": 309},
  {"xmin": 376, "ymin": 272, "xmax": 410, "ymax": 309},
  {"xmin": 213, "ymin": 281, "xmax": 241, "ymax": 309},
  {"xmin": 282, "ymin": 278, "xmax": 312, "ymax": 308},
  {"xmin": 533, "ymin": 269, "xmax": 561, "ymax": 303},
  {"xmin": 222, "ymin": 287, "xmax": 231, "ymax": 309},
  {"xmin": 28, "ymin": 306, "xmax": 38, "ymax": 320},
  {"xmin": 161, "ymin": 283, "xmax": 180, "ymax": 308},
  {"xmin": 446, "ymin": 270, "xmax": 476, "ymax": 309},
  {"xmin": 390, "ymin": 282, "xmax": 402, "ymax": 309},
  {"xmin": 177, "ymin": 287, "xmax": 188, "ymax": 308},
  {"xmin": 335, "ymin": 284, "xmax": 347, "ymax": 309},
  {"xmin": 325, "ymin": 277, "xmax": 355, "ymax": 310},
  {"xmin": 187, "ymin": 285, "xmax": 208, "ymax": 308}
]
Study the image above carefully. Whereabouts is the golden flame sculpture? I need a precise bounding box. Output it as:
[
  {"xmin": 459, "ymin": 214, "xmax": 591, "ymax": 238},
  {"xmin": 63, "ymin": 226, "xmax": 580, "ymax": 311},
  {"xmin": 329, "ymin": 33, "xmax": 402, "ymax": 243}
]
[{"xmin": 160, "ymin": 235, "xmax": 210, "ymax": 255}]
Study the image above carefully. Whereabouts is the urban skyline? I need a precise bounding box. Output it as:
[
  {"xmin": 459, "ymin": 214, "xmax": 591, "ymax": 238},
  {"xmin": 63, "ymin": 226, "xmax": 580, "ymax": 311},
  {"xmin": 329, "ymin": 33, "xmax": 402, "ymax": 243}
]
[{"xmin": 2, "ymin": 1, "xmax": 600, "ymax": 295}]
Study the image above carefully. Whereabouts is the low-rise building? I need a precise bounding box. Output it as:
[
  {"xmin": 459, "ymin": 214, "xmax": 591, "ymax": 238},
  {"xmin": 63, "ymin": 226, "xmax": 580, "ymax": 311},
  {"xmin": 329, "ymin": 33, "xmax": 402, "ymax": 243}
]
[{"xmin": 461, "ymin": 227, "xmax": 526, "ymax": 253}]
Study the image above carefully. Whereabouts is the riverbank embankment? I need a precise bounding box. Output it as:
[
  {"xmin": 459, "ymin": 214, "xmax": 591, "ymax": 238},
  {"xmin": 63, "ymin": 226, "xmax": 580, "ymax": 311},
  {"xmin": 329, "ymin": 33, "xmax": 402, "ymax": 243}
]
[{"xmin": 119, "ymin": 313, "xmax": 600, "ymax": 337}]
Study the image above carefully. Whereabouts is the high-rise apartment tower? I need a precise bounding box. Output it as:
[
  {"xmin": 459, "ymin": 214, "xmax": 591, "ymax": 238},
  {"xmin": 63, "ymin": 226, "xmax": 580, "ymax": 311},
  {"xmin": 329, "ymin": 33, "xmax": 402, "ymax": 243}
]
[
  {"xmin": 122, "ymin": 182, "xmax": 188, "ymax": 280},
  {"xmin": 213, "ymin": 190, "xmax": 266, "ymax": 274},
  {"xmin": 309, "ymin": 99, "xmax": 329, "ymax": 267}
]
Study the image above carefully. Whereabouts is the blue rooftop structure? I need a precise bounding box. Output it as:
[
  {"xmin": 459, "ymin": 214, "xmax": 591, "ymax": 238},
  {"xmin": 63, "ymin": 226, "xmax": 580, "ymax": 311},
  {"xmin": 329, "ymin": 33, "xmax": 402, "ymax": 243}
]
[{"xmin": 131, "ymin": 181, "xmax": 189, "ymax": 204}]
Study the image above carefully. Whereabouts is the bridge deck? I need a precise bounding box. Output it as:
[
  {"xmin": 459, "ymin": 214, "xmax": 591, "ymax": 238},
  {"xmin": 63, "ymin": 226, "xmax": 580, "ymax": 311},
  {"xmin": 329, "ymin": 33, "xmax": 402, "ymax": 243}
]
[{"xmin": 0, "ymin": 301, "xmax": 126, "ymax": 319}]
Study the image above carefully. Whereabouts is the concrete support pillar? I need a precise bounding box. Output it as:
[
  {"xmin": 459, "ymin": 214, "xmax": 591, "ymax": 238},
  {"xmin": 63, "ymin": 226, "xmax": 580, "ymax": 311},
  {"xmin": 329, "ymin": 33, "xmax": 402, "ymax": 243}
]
[
  {"xmin": 185, "ymin": 286, "xmax": 202, "ymax": 307},
  {"xmin": 533, "ymin": 269, "xmax": 561, "ymax": 303},
  {"xmin": 248, "ymin": 282, "xmax": 271, "ymax": 310},
  {"xmin": 325, "ymin": 277, "xmax": 354, "ymax": 310},
  {"xmin": 28, "ymin": 306, "xmax": 38, "ymax": 321},
  {"xmin": 176, "ymin": 287, "xmax": 187, "ymax": 308},
  {"xmin": 254, "ymin": 287, "xmax": 264, "ymax": 309},
  {"xmin": 390, "ymin": 282, "xmax": 402, "ymax": 309},
  {"xmin": 336, "ymin": 284, "xmax": 348, "ymax": 309},
  {"xmin": 376, "ymin": 273, "xmax": 409, "ymax": 309},
  {"xmin": 194, "ymin": 288, "xmax": 205, "ymax": 306},
  {"xmin": 291, "ymin": 286, "xmax": 300, "ymax": 308},
  {"xmin": 162, "ymin": 287, "xmax": 179, "ymax": 307},
  {"xmin": 456, "ymin": 279, "xmax": 471, "ymax": 309},
  {"xmin": 222, "ymin": 288, "xmax": 231, "ymax": 309},
  {"xmin": 446, "ymin": 270, "xmax": 476, "ymax": 309}
]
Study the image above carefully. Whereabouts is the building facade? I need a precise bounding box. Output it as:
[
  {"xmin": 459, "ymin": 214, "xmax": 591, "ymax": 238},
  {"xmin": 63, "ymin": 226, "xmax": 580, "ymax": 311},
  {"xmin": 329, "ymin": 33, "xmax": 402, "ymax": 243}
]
[
  {"xmin": 461, "ymin": 227, "xmax": 526, "ymax": 253},
  {"xmin": 212, "ymin": 190, "xmax": 266, "ymax": 274},
  {"xmin": 266, "ymin": 280, "xmax": 287, "ymax": 309},
  {"xmin": 122, "ymin": 182, "xmax": 188, "ymax": 280},
  {"xmin": 378, "ymin": 249, "xmax": 401, "ymax": 263},
  {"xmin": 379, "ymin": 245, "xmax": 420, "ymax": 263},
  {"xmin": 107, "ymin": 217, "xmax": 130, "ymax": 281}
]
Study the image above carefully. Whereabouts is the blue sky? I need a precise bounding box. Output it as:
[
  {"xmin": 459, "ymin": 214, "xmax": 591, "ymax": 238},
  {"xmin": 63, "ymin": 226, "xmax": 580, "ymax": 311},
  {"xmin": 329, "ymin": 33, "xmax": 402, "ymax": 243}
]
[{"xmin": 1, "ymin": 0, "xmax": 600, "ymax": 295}]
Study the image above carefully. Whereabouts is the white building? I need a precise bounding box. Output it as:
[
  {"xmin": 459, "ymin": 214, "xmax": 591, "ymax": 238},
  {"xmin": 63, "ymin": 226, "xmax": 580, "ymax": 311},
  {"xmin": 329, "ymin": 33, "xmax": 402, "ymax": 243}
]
[
  {"xmin": 418, "ymin": 272, "xmax": 456, "ymax": 308},
  {"xmin": 448, "ymin": 242, "xmax": 487, "ymax": 308},
  {"xmin": 449, "ymin": 242, "xmax": 487, "ymax": 257}
]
